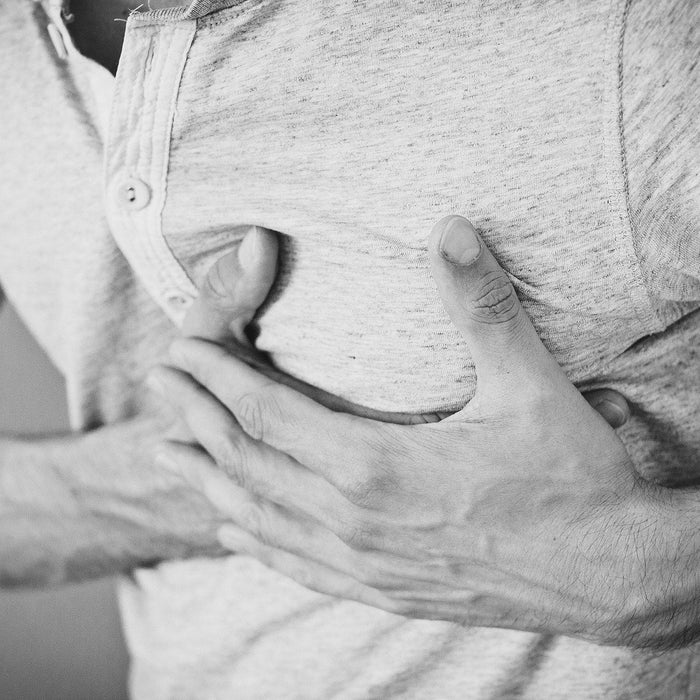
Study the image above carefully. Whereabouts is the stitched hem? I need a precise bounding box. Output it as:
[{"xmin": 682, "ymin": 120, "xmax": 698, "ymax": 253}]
[{"xmin": 614, "ymin": 0, "xmax": 665, "ymax": 332}]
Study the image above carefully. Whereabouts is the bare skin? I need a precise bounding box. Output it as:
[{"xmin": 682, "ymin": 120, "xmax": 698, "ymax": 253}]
[
  {"xmin": 66, "ymin": 0, "xmax": 190, "ymax": 75},
  {"xmin": 0, "ymin": 230, "xmax": 271, "ymax": 587},
  {"xmin": 154, "ymin": 220, "xmax": 700, "ymax": 650},
  {"xmin": 2, "ymin": 3, "xmax": 634, "ymax": 623}
]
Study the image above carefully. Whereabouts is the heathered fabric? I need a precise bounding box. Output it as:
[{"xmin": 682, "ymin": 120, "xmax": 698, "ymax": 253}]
[{"xmin": 1, "ymin": 0, "xmax": 700, "ymax": 697}]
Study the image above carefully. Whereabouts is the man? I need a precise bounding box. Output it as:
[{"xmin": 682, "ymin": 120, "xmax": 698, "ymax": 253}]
[{"xmin": 1, "ymin": 0, "xmax": 699, "ymax": 698}]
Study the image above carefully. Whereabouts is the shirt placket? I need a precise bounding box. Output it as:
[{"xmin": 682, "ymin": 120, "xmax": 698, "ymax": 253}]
[
  {"xmin": 103, "ymin": 15, "xmax": 199, "ymax": 324},
  {"xmin": 41, "ymin": 0, "xmax": 254, "ymax": 324}
]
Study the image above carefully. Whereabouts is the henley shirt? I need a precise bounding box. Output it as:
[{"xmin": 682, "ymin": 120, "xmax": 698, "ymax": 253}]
[{"xmin": 1, "ymin": 0, "xmax": 700, "ymax": 697}]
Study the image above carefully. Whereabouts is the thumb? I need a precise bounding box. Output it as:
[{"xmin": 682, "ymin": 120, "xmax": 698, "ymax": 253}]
[
  {"xmin": 428, "ymin": 215, "xmax": 561, "ymax": 389},
  {"xmin": 182, "ymin": 226, "xmax": 278, "ymax": 345}
]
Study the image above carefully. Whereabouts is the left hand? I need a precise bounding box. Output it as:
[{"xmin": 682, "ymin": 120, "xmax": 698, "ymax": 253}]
[{"xmin": 150, "ymin": 216, "xmax": 682, "ymax": 648}]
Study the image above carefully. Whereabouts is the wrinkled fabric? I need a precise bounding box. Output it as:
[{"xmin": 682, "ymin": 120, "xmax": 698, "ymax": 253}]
[{"xmin": 1, "ymin": 0, "xmax": 699, "ymax": 697}]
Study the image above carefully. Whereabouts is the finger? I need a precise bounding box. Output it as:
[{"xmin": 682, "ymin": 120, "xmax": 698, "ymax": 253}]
[
  {"xmin": 217, "ymin": 525, "xmax": 399, "ymax": 613},
  {"xmin": 177, "ymin": 224, "xmax": 443, "ymax": 426},
  {"xmin": 166, "ymin": 449, "xmax": 363, "ymax": 575},
  {"xmin": 210, "ymin": 339, "xmax": 446, "ymax": 425},
  {"xmin": 582, "ymin": 388, "xmax": 630, "ymax": 429},
  {"xmin": 148, "ymin": 366, "xmax": 346, "ymax": 521},
  {"xmin": 161, "ymin": 439, "xmax": 433, "ymax": 589},
  {"xmin": 182, "ymin": 226, "xmax": 278, "ymax": 345},
  {"xmin": 164, "ymin": 417, "xmax": 196, "ymax": 443},
  {"xmin": 167, "ymin": 338, "xmax": 378, "ymax": 490},
  {"xmin": 155, "ymin": 440, "xmax": 259, "ymax": 516},
  {"xmin": 427, "ymin": 215, "xmax": 565, "ymax": 390},
  {"xmin": 157, "ymin": 441, "xmax": 344, "ymax": 545}
]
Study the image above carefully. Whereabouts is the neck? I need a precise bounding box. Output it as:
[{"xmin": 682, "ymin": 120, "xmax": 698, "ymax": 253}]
[{"xmin": 53, "ymin": 0, "xmax": 194, "ymax": 20}]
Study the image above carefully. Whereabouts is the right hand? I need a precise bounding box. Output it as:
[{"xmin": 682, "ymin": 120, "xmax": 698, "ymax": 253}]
[
  {"xmin": 145, "ymin": 223, "xmax": 628, "ymax": 563},
  {"xmin": 171, "ymin": 226, "xmax": 630, "ymax": 429},
  {"xmin": 148, "ymin": 226, "xmax": 278, "ymax": 558},
  {"xmin": 0, "ymin": 229, "xmax": 282, "ymax": 587}
]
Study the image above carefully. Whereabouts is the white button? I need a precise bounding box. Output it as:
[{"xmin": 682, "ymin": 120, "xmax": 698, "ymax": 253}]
[{"xmin": 116, "ymin": 178, "xmax": 151, "ymax": 211}]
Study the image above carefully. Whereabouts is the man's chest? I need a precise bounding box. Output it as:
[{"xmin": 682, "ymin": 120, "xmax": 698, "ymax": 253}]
[{"xmin": 0, "ymin": 0, "xmax": 682, "ymax": 413}]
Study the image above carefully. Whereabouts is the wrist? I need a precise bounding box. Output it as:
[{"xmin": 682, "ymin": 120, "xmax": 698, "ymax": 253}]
[
  {"xmin": 605, "ymin": 484, "xmax": 700, "ymax": 649},
  {"xmin": 0, "ymin": 414, "xmax": 224, "ymax": 588},
  {"xmin": 53, "ymin": 415, "xmax": 224, "ymax": 567}
]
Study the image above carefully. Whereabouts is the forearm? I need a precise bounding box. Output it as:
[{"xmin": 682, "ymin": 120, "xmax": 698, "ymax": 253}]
[{"xmin": 0, "ymin": 414, "xmax": 223, "ymax": 588}]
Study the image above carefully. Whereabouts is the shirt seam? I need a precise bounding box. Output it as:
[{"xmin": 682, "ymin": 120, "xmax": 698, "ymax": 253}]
[
  {"xmin": 615, "ymin": 0, "xmax": 664, "ymax": 331},
  {"xmin": 154, "ymin": 23, "xmax": 199, "ymax": 297},
  {"xmin": 198, "ymin": 0, "xmax": 266, "ymax": 29}
]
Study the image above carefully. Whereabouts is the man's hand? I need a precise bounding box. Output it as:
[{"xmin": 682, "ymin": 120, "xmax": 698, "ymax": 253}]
[
  {"xmin": 178, "ymin": 227, "xmax": 448, "ymax": 425},
  {"xmin": 0, "ymin": 227, "xmax": 279, "ymax": 587},
  {"xmin": 150, "ymin": 215, "xmax": 699, "ymax": 649},
  {"xmin": 180, "ymin": 226, "xmax": 629, "ymax": 428}
]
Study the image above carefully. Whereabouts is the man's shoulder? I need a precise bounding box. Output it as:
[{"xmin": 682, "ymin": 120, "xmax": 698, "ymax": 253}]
[
  {"xmin": 622, "ymin": 0, "xmax": 700, "ymax": 303},
  {"xmin": 622, "ymin": 0, "xmax": 699, "ymax": 176}
]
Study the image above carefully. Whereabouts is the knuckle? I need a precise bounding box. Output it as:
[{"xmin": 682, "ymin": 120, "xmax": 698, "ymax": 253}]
[
  {"xmin": 470, "ymin": 271, "xmax": 520, "ymax": 325},
  {"xmin": 340, "ymin": 432, "xmax": 400, "ymax": 506},
  {"xmin": 239, "ymin": 501, "xmax": 266, "ymax": 540},
  {"xmin": 233, "ymin": 388, "xmax": 288, "ymax": 442},
  {"xmin": 344, "ymin": 474, "xmax": 381, "ymax": 506},
  {"xmin": 215, "ymin": 430, "xmax": 249, "ymax": 476},
  {"xmin": 339, "ymin": 516, "xmax": 380, "ymax": 552},
  {"xmin": 234, "ymin": 392, "xmax": 268, "ymax": 441},
  {"xmin": 346, "ymin": 526, "xmax": 377, "ymax": 551}
]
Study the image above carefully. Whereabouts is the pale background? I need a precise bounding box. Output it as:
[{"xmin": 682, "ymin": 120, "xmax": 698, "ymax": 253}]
[{"xmin": 0, "ymin": 302, "xmax": 129, "ymax": 699}]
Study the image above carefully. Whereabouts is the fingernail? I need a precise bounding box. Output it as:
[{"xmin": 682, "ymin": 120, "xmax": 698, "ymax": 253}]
[
  {"xmin": 238, "ymin": 227, "xmax": 264, "ymax": 271},
  {"xmin": 439, "ymin": 217, "xmax": 481, "ymax": 265},
  {"xmin": 597, "ymin": 399, "xmax": 628, "ymax": 428}
]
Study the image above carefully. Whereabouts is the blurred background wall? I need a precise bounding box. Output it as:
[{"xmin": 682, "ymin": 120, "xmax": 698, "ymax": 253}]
[{"xmin": 0, "ymin": 302, "xmax": 129, "ymax": 699}]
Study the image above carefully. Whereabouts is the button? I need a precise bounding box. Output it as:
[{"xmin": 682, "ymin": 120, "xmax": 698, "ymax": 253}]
[{"xmin": 116, "ymin": 178, "xmax": 151, "ymax": 211}]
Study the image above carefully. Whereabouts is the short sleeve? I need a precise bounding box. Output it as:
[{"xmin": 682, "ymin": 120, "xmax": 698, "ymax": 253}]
[{"xmin": 622, "ymin": 0, "xmax": 700, "ymax": 313}]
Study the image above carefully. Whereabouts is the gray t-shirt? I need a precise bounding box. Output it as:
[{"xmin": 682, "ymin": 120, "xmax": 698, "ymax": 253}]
[{"xmin": 1, "ymin": 0, "xmax": 699, "ymax": 697}]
